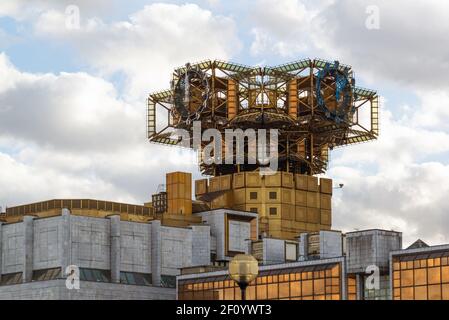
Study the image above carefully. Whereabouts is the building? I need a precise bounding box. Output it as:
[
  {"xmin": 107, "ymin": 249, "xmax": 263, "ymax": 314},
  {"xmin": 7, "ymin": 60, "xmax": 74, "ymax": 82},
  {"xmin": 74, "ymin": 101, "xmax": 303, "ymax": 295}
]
[
  {"xmin": 177, "ymin": 228, "xmax": 449, "ymax": 300},
  {"xmin": 0, "ymin": 59, "xmax": 446, "ymax": 300},
  {"xmin": 1, "ymin": 171, "xmax": 448, "ymax": 300},
  {"xmin": 390, "ymin": 243, "xmax": 449, "ymax": 300}
]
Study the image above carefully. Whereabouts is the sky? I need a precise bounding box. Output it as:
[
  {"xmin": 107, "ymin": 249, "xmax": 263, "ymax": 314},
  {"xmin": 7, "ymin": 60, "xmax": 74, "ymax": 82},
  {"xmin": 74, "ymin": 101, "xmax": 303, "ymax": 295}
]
[{"xmin": 1, "ymin": 0, "xmax": 448, "ymax": 247}]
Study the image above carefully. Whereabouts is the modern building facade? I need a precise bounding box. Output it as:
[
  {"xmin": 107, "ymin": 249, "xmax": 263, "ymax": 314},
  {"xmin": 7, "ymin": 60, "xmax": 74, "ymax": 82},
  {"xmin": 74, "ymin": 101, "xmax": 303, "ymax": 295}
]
[
  {"xmin": 1, "ymin": 171, "xmax": 448, "ymax": 300},
  {"xmin": 390, "ymin": 244, "xmax": 449, "ymax": 300}
]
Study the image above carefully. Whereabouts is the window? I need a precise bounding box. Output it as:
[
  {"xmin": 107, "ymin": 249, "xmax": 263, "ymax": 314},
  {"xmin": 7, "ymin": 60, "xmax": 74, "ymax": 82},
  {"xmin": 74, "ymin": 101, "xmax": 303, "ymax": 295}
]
[
  {"xmin": 177, "ymin": 263, "xmax": 341, "ymax": 301},
  {"xmin": 32, "ymin": 268, "xmax": 61, "ymax": 281},
  {"xmin": 285, "ymin": 243, "xmax": 297, "ymax": 261},
  {"xmin": 269, "ymin": 192, "xmax": 277, "ymax": 200},
  {"xmin": 120, "ymin": 272, "xmax": 152, "ymax": 286},
  {"xmin": 80, "ymin": 268, "xmax": 111, "ymax": 283},
  {"xmin": 250, "ymin": 207, "xmax": 258, "ymax": 213},
  {"xmin": 249, "ymin": 192, "xmax": 258, "ymax": 200},
  {"xmin": 161, "ymin": 275, "xmax": 176, "ymax": 288},
  {"xmin": 392, "ymin": 251, "xmax": 449, "ymax": 300},
  {"xmin": 0, "ymin": 272, "xmax": 22, "ymax": 286},
  {"xmin": 269, "ymin": 207, "xmax": 277, "ymax": 215}
]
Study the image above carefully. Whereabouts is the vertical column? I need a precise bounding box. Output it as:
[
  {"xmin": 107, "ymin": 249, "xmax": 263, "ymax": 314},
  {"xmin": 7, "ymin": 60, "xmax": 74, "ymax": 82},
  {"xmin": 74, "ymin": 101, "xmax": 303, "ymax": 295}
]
[
  {"xmin": 108, "ymin": 214, "xmax": 121, "ymax": 283},
  {"xmin": 23, "ymin": 215, "xmax": 35, "ymax": 283},
  {"xmin": 61, "ymin": 208, "xmax": 72, "ymax": 276},
  {"xmin": 356, "ymin": 274, "xmax": 364, "ymax": 300},
  {"xmin": 151, "ymin": 220, "xmax": 161, "ymax": 286}
]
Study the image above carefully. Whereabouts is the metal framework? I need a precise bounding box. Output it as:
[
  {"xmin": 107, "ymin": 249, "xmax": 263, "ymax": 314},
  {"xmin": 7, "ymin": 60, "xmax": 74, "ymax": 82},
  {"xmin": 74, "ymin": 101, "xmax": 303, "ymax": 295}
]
[{"xmin": 147, "ymin": 59, "xmax": 379, "ymax": 176}]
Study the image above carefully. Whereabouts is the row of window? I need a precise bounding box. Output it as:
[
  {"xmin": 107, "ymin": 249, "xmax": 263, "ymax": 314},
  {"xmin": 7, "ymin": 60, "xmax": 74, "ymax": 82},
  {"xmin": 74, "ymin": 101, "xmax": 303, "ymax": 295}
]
[
  {"xmin": 249, "ymin": 191, "xmax": 278, "ymax": 200},
  {"xmin": 393, "ymin": 256, "xmax": 449, "ymax": 300},
  {"xmin": 179, "ymin": 264, "xmax": 341, "ymax": 300},
  {"xmin": 249, "ymin": 207, "xmax": 277, "ymax": 215},
  {"xmin": 394, "ymin": 257, "xmax": 449, "ymax": 270},
  {"xmin": 0, "ymin": 269, "xmax": 154, "ymax": 287}
]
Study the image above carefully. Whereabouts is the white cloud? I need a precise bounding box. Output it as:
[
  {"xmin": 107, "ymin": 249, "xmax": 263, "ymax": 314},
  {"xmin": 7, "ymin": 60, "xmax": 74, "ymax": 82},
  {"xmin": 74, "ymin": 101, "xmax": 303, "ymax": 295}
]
[
  {"xmin": 0, "ymin": 52, "xmax": 201, "ymax": 210},
  {"xmin": 34, "ymin": 3, "xmax": 241, "ymax": 100},
  {"xmin": 247, "ymin": 0, "xmax": 449, "ymax": 245},
  {"xmin": 328, "ymin": 95, "xmax": 449, "ymax": 246},
  {"xmin": 248, "ymin": 0, "xmax": 316, "ymax": 57},
  {"xmin": 0, "ymin": 0, "xmax": 113, "ymax": 20}
]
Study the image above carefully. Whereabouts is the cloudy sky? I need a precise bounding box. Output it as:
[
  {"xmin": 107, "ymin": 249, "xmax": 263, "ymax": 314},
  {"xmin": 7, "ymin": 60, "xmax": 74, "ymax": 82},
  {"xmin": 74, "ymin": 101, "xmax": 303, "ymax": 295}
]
[{"xmin": 1, "ymin": 0, "xmax": 448, "ymax": 246}]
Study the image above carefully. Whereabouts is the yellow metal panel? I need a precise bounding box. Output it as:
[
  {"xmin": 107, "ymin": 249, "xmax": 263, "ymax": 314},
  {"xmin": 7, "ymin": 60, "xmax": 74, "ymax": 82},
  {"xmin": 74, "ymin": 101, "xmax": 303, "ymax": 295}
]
[
  {"xmin": 281, "ymin": 172, "xmax": 294, "ymax": 188},
  {"xmin": 295, "ymin": 174, "xmax": 308, "ymax": 190},
  {"xmin": 195, "ymin": 179, "xmax": 208, "ymax": 196},
  {"xmin": 320, "ymin": 209, "xmax": 332, "ymax": 225},
  {"xmin": 281, "ymin": 188, "xmax": 294, "ymax": 205},
  {"xmin": 233, "ymin": 173, "xmax": 245, "ymax": 189},
  {"xmin": 219, "ymin": 175, "xmax": 232, "ymax": 191},
  {"xmin": 306, "ymin": 192, "xmax": 320, "ymax": 208},
  {"xmin": 307, "ymin": 176, "xmax": 319, "ymax": 192},
  {"xmin": 295, "ymin": 190, "xmax": 307, "ymax": 206},
  {"xmin": 320, "ymin": 178, "xmax": 333, "ymax": 194},
  {"xmin": 281, "ymin": 204, "xmax": 295, "ymax": 220},
  {"xmin": 245, "ymin": 188, "xmax": 262, "ymax": 204},
  {"xmin": 295, "ymin": 206, "xmax": 307, "ymax": 222},
  {"xmin": 245, "ymin": 172, "xmax": 261, "ymax": 187},
  {"xmin": 209, "ymin": 177, "xmax": 220, "ymax": 192},
  {"xmin": 306, "ymin": 208, "xmax": 320, "ymax": 224},
  {"xmin": 265, "ymin": 172, "xmax": 282, "ymax": 187},
  {"xmin": 264, "ymin": 187, "xmax": 281, "ymax": 204},
  {"xmin": 320, "ymin": 194, "xmax": 332, "ymax": 210},
  {"xmin": 233, "ymin": 188, "xmax": 246, "ymax": 205}
]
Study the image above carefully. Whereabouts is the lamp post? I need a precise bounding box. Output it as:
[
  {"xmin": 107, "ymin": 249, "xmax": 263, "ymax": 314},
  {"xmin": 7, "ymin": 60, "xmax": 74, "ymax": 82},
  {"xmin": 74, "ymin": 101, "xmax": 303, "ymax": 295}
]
[{"xmin": 228, "ymin": 254, "xmax": 259, "ymax": 301}]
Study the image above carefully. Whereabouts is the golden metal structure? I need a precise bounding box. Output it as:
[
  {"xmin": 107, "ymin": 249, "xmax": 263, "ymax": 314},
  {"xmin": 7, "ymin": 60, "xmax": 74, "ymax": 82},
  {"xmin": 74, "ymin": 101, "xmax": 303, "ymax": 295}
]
[{"xmin": 147, "ymin": 59, "xmax": 378, "ymax": 176}]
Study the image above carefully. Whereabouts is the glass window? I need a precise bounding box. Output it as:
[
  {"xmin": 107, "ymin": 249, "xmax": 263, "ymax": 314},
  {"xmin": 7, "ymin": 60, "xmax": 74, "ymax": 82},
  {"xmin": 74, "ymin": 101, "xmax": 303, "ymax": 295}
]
[
  {"xmin": 303, "ymin": 280, "xmax": 313, "ymax": 297},
  {"xmin": 414, "ymin": 286, "xmax": 427, "ymax": 300},
  {"xmin": 279, "ymin": 282, "xmax": 290, "ymax": 298},
  {"xmin": 250, "ymin": 192, "xmax": 258, "ymax": 200},
  {"xmin": 428, "ymin": 284, "xmax": 441, "ymax": 300},
  {"xmin": 269, "ymin": 192, "xmax": 277, "ymax": 200},
  {"xmin": 247, "ymin": 285, "xmax": 256, "ymax": 300},
  {"xmin": 290, "ymin": 281, "xmax": 301, "ymax": 297},
  {"xmin": 269, "ymin": 207, "xmax": 277, "ymax": 215},
  {"xmin": 400, "ymin": 270, "xmax": 413, "ymax": 287},
  {"xmin": 401, "ymin": 287, "xmax": 413, "ymax": 300},
  {"xmin": 442, "ymin": 266, "xmax": 449, "ymax": 283},
  {"xmin": 257, "ymin": 284, "xmax": 267, "ymax": 300},
  {"xmin": 428, "ymin": 267, "xmax": 441, "ymax": 284},
  {"xmin": 442, "ymin": 284, "xmax": 449, "ymax": 300},
  {"xmin": 393, "ymin": 262, "xmax": 400, "ymax": 270},
  {"xmin": 314, "ymin": 279, "xmax": 325, "ymax": 295},
  {"xmin": 267, "ymin": 283, "xmax": 278, "ymax": 299},
  {"xmin": 414, "ymin": 269, "xmax": 427, "ymax": 286},
  {"xmin": 224, "ymin": 287, "xmax": 234, "ymax": 300}
]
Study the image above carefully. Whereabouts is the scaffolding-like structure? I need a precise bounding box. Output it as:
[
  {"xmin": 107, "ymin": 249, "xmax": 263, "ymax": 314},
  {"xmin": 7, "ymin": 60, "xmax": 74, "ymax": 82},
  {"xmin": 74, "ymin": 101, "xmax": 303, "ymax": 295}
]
[{"xmin": 147, "ymin": 59, "xmax": 378, "ymax": 176}]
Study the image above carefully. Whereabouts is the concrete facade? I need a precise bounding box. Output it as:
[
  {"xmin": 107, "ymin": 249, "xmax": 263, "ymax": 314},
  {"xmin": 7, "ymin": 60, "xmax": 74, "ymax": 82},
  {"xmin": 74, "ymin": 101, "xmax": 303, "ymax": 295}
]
[
  {"xmin": 195, "ymin": 209, "xmax": 257, "ymax": 261},
  {"xmin": 0, "ymin": 279, "xmax": 175, "ymax": 300},
  {"xmin": 346, "ymin": 229, "xmax": 402, "ymax": 274},
  {"xmin": 0, "ymin": 209, "xmax": 211, "ymax": 299}
]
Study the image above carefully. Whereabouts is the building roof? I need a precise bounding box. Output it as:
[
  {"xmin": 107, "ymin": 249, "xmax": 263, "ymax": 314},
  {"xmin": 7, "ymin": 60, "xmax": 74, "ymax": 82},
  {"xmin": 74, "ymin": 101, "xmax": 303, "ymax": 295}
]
[{"xmin": 407, "ymin": 239, "xmax": 429, "ymax": 249}]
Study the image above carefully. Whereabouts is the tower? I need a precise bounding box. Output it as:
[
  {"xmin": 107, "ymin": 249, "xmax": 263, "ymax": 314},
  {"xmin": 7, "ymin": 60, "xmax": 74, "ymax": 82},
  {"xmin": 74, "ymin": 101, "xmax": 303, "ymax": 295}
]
[{"xmin": 147, "ymin": 59, "xmax": 378, "ymax": 238}]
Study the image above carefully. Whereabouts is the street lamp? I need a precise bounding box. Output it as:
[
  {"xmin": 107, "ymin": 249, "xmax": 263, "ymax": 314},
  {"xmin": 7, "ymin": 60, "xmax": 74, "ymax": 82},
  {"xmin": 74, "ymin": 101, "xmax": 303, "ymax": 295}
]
[{"xmin": 228, "ymin": 254, "xmax": 259, "ymax": 301}]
